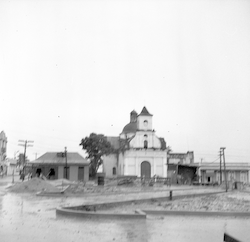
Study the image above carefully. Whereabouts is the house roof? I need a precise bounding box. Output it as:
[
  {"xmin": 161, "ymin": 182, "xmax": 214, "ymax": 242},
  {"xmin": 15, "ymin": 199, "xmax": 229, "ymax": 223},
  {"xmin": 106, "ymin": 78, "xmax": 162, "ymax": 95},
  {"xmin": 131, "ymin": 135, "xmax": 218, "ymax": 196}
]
[
  {"xmin": 198, "ymin": 162, "xmax": 250, "ymax": 171},
  {"xmin": 29, "ymin": 152, "xmax": 89, "ymax": 165},
  {"xmin": 138, "ymin": 106, "xmax": 153, "ymax": 116}
]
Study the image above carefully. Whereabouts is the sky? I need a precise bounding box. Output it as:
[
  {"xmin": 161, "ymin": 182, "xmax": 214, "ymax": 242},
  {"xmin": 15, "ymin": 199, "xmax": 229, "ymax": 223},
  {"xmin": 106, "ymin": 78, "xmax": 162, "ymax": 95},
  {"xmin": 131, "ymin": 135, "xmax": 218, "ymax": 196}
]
[{"xmin": 1, "ymin": 0, "xmax": 250, "ymax": 163}]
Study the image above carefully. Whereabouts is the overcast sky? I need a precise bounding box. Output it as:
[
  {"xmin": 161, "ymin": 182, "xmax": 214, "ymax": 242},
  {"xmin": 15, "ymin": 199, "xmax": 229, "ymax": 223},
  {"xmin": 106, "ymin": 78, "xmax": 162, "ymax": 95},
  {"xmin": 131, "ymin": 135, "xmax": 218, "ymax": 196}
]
[{"xmin": 1, "ymin": 0, "xmax": 250, "ymax": 163}]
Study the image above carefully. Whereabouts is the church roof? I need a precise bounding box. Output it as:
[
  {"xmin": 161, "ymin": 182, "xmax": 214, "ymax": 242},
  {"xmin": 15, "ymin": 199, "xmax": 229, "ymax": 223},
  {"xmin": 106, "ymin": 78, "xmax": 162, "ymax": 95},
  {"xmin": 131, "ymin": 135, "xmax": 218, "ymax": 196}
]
[
  {"xmin": 106, "ymin": 136, "xmax": 120, "ymax": 149},
  {"xmin": 122, "ymin": 122, "xmax": 137, "ymax": 134},
  {"xmin": 138, "ymin": 106, "xmax": 152, "ymax": 116}
]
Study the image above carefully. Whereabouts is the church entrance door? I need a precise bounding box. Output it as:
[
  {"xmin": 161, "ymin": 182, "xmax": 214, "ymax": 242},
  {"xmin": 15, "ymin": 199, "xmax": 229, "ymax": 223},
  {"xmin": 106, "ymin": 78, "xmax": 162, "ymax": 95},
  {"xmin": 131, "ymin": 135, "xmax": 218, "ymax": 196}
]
[{"xmin": 141, "ymin": 161, "xmax": 151, "ymax": 178}]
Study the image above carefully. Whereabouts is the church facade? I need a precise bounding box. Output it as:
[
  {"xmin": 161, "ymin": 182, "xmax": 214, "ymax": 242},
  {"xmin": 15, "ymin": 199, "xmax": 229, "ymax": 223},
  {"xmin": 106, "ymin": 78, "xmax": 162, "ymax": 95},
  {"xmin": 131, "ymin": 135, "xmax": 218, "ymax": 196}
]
[{"xmin": 103, "ymin": 107, "xmax": 168, "ymax": 178}]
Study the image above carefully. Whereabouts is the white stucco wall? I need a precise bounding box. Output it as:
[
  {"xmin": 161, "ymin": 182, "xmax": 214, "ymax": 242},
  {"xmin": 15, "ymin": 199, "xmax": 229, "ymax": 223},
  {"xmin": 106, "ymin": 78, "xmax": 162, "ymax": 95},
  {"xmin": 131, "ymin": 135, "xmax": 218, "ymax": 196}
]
[
  {"xmin": 103, "ymin": 154, "xmax": 118, "ymax": 177},
  {"xmin": 119, "ymin": 153, "xmax": 124, "ymax": 176},
  {"xmin": 137, "ymin": 115, "xmax": 152, "ymax": 130},
  {"xmin": 129, "ymin": 132, "xmax": 161, "ymax": 149},
  {"xmin": 123, "ymin": 150, "xmax": 167, "ymax": 177}
]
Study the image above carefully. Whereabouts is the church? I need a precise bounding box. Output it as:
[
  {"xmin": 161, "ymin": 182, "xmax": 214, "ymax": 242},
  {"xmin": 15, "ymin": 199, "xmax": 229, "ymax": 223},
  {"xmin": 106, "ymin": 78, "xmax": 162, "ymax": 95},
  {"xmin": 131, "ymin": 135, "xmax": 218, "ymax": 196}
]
[{"xmin": 102, "ymin": 107, "xmax": 168, "ymax": 178}]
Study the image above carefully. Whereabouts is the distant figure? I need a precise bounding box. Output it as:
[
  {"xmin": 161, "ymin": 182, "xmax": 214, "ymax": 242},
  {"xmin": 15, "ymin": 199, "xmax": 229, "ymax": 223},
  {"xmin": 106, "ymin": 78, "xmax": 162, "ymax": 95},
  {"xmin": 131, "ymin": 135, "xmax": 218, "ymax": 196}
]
[{"xmin": 48, "ymin": 169, "xmax": 55, "ymax": 180}]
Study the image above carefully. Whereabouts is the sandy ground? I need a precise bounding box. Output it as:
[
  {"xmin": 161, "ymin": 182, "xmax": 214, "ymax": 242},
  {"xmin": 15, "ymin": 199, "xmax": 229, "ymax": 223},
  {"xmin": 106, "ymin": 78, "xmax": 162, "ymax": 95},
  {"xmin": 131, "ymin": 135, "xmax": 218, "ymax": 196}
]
[
  {"xmin": 1, "ymin": 175, "xmax": 250, "ymax": 242},
  {"xmin": 6, "ymin": 176, "xmax": 250, "ymax": 213},
  {"xmin": 100, "ymin": 191, "xmax": 250, "ymax": 213}
]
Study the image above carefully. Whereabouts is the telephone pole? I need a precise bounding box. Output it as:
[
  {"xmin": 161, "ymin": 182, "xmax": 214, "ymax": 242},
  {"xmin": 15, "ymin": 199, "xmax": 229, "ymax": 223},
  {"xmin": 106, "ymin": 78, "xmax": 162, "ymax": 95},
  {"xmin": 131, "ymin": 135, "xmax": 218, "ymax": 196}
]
[
  {"xmin": 220, "ymin": 147, "xmax": 227, "ymax": 192},
  {"xmin": 57, "ymin": 148, "xmax": 68, "ymax": 179},
  {"xmin": 219, "ymin": 150, "xmax": 222, "ymax": 185},
  {"xmin": 65, "ymin": 147, "xmax": 68, "ymax": 179},
  {"xmin": 18, "ymin": 140, "xmax": 34, "ymax": 173}
]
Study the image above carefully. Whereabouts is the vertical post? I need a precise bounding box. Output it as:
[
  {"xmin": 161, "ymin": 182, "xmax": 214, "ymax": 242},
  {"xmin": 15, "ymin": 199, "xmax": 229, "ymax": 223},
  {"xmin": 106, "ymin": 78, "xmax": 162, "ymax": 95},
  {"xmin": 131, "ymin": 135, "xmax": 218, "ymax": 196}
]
[
  {"xmin": 18, "ymin": 140, "xmax": 34, "ymax": 176},
  {"xmin": 219, "ymin": 150, "xmax": 222, "ymax": 185},
  {"xmin": 23, "ymin": 141, "xmax": 27, "ymax": 173},
  {"xmin": 169, "ymin": 190, "xmax": 173, "ymax": 200},
  {"xmin": 221, "ymin": 147, "xmax": 227, "ymax": 192},
  {"xmin": 65, "ymin": 147, "xmax": 68, "ymax": 179},
  {"xmin": 12, "ymin": 169, "xmax": 14, "ymax": 184}
]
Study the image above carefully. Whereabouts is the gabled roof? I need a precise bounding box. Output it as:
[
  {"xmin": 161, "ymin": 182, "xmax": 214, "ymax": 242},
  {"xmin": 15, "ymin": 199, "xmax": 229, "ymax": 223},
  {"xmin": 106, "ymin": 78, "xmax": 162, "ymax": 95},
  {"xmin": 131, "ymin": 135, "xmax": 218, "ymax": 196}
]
[
  {"xmin": 29, "ymin": 152, "xmax": 89, "ymax": 165},
  {"xmin": 138, "ymin": 106, "xmax": 153, "ymax": 116}
]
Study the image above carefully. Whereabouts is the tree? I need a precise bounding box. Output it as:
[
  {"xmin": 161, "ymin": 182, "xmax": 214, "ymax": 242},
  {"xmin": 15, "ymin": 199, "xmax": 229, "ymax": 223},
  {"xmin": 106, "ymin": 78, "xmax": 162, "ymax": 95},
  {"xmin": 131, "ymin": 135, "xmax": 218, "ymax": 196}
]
[{"xmin": 79, "ymin": 133, "xmax": 114, "ymax": 178}]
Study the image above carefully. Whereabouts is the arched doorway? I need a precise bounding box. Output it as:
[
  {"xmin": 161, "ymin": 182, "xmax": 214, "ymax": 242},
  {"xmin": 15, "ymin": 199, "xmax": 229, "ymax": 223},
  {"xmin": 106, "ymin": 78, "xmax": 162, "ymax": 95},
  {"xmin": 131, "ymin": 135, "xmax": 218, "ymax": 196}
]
[{"xmin": 141, "ymin": 161, "xmax": 151, "ymax": 178}]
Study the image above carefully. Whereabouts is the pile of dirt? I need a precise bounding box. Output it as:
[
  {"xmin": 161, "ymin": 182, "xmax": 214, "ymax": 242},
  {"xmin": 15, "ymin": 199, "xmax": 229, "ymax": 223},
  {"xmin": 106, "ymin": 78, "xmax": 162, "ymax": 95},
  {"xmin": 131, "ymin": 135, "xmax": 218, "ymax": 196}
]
[
  {"xmin": 49, "ymin": 179, "xmax": 76, "ymax": 188},
  {"xmin": 8, "ymin": 178, "xmax": 61, "ymax": 193},
  {"xmin": 64, "ymin": 184, "xmax": 120, "ymax": 194}
]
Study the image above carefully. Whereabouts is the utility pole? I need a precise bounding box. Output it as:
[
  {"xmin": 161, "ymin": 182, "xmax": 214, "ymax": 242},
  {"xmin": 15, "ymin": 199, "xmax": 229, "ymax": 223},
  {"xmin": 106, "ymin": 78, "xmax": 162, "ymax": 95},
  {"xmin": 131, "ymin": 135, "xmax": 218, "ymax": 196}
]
[
  {"xmin": 18, "ymin": 140, "xmax": 34, "ymax": 173},
  {"xmin": 65, "ymin": 147, "xmax": 68, "ymax": 179},
  {"xmin": 219, "ymin": 150, "xmax": 222, "ymax": 185},
  {"xmin": 220, "ymin": 147, "xmax": 227, "ymax": 192},
  {"xmin": 57, "ymin": 148, "xmax": 68, "ymax": 179}
]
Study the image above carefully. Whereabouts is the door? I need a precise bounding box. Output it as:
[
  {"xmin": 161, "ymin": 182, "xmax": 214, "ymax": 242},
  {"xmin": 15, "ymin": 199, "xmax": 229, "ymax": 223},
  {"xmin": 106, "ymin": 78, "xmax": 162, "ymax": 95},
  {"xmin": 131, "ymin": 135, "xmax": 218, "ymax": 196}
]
[
  {"xmin": 141, "ymin": 161, "xmax": 151, "ymax": 178},
  {"xmin": 78, "ymin": 167, "xmax": 84, "ymax": 181}
]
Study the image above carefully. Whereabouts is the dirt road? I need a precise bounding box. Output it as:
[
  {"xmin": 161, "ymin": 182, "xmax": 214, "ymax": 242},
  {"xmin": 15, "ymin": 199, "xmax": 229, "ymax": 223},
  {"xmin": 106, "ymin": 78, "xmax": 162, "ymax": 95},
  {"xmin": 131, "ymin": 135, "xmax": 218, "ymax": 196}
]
[{"xmin": 1, "ymin": 175, "xmax": 250, "ymax": 242}]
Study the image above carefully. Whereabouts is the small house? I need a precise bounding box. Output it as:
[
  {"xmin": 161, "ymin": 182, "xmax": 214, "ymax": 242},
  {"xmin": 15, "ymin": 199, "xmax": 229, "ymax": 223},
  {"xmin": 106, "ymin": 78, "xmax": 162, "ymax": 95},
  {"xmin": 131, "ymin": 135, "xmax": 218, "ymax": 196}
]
[{"xmin": 29, "ymin": 152, "xmax": 89, "ymax": 182}]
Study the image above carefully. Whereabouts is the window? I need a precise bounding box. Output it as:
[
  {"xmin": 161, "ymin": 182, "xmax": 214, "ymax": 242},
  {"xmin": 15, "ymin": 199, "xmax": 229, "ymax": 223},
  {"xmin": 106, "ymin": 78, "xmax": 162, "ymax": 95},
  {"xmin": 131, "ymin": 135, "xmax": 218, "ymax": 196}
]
[
  {"xmin": 113, "ymin": 167, "xmax": 116, "ymax": 175},
  {"xmin": 144, "ymin": 140, "xmax": 148, "ymax": 149},
  {"xmin": 143, "ymin": 120, "xmax": 148, "ymax": 127},
  {"xmin": 144, "ymin": 134, "xmax": 148, "ymax": 138}
]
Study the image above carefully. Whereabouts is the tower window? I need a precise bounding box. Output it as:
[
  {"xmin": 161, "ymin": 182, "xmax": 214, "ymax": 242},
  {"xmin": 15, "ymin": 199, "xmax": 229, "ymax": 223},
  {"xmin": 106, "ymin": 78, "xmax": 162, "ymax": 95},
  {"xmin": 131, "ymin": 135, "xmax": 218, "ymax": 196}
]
[
  {"xmin": 113, "ymin": 167, "xmax": 116, "ymax": 175},
  {"xmin": 144, "ymin": 134, "xmax": 148, "ymax": 138},
  {"xmin": 143, "ymin": 120, "xmax": 148, "ymax": 127},
  {"xmin": 144, "ymin": 140, "xmax": 148, "ymax": 149}
]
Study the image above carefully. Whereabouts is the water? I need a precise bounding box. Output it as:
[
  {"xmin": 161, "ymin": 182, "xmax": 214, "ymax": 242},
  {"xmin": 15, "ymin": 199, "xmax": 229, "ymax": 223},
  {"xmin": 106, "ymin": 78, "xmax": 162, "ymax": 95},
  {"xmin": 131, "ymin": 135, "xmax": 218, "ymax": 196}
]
[{"xmin": 0, "ymin": 192, "xmax": 250, "ymax": 242}]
